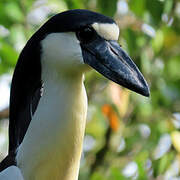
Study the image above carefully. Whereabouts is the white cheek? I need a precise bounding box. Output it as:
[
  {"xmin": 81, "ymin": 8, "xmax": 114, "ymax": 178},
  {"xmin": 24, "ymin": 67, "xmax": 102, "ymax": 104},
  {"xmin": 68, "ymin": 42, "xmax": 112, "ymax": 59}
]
[
  {"xmin": 92, "ymin": 23, "xmax": 119, "ymax": 41},
  {"xmin": 40, "ymin": 32, "xmax": 84, "ymax": 68}
]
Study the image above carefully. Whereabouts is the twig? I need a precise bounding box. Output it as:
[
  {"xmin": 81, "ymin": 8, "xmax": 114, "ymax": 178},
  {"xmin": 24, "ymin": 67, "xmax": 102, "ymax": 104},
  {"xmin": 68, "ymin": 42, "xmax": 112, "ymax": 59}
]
[{"xmin": 90, "ymin": 126, "xmax": 112, "ymax": 174}]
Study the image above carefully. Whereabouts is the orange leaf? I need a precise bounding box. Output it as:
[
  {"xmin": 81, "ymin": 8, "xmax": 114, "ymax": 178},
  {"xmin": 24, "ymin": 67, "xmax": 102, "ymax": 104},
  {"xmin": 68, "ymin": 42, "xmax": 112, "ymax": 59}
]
[
  {"xmin": 102, "ymin": 104, "xmax": 119, "ymax": 132},
  {"xmin": 102, "ymin": 104, "xmax": 111, "ymax": 116},
  {"xmin": 109, "ymin": 113, "xmax": 119, "ymax": 132}
]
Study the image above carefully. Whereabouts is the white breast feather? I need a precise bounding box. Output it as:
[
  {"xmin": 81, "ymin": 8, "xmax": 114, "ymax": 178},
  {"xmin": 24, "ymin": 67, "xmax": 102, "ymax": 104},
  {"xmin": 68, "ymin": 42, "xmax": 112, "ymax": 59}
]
[{"xmin": 16, "ymin": 32, "xmax": 88, "ymax": 180}]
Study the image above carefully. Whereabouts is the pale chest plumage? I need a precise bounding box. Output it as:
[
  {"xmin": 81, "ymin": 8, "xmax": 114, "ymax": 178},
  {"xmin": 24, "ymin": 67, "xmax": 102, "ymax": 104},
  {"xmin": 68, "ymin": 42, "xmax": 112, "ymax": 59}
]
[{"xmin": 16, "ymin": 74, "xmax": 87, "ymax": 180}]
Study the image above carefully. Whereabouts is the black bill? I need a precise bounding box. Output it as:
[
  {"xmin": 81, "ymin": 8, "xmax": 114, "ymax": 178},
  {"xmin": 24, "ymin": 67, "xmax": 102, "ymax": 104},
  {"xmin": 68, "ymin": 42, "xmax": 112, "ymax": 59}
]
[{"xmin": 81, "ymin": 37, "xmax": 150, "ymax": 97}]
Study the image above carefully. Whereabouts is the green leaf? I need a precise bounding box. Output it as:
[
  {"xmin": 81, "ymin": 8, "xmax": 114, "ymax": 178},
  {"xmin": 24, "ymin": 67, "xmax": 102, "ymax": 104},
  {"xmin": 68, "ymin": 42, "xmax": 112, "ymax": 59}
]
[
  {"xmin": 91, "ymin": 172, "xmax": 107, "ymax": 180},
  {"xmin": 135, "ymin": 151, "xmax": 149, "ymax": 180},
  {"xmin": 129, "ymin": 0, "xmax": 146, "ymax": 17},
  {"xmin": 97, "ymin": 0, "xmax": 117, "ymax": 17},
  {"xmin": 164, "ymin": 0, "xmax": 173, "ymax": 14},
  {"xmin": 64, "ymin": 0, "xmax": 84, "ymax": 9},
  {"xmin": 166, "ymin": 55, "xmax": 180, "ymax": 81},
  {"xmin": 0, "ymin": 42, "xmax": 18, "ymax": 67},
  {"xmin": 146, "ymin": 0, "xmax": 164, "ymax": 25},
  {"xmin": 157, "ymin": 152, "xmax": 174, "ymax": 174},
  {"xmin": 122, "ymin": 29, "xmax": 137, "ymax": 57},
  {"xmin": 4, "ymin": 2, "xmax": 24, "ymax": 22},
  {"xmin": 110, "ymin": 168, "xmax": 128, "ymax": 180},
  {"xmin": 152, "ymin": 30, "xmax": 164, "ymax": 53}
]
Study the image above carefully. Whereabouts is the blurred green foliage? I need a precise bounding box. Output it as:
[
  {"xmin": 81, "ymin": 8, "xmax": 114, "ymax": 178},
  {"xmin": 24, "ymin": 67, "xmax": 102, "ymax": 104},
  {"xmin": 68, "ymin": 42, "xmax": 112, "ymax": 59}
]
[{"xmin": 0, "ymin": 0, "xmax": 180, "ymax": 179}]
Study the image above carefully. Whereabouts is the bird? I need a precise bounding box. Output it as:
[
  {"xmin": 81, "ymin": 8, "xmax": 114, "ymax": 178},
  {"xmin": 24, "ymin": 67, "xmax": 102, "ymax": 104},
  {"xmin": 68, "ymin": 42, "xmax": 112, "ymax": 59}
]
[{"xmin": 0, "ymin": 9, "xmax": 149, "ymax": 180}]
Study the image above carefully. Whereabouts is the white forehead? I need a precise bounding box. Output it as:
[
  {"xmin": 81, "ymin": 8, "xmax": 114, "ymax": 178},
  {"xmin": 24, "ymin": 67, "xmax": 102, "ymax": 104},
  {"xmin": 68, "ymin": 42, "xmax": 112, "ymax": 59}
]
[{"xmin": 92, "ymin": 23, "xmax": 119, "ymax": 41}]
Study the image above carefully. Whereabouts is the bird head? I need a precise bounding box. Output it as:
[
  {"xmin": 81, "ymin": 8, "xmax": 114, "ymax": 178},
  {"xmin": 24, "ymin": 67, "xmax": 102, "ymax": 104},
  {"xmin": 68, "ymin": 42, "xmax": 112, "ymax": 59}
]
[
  {"xmin": 16, "ymin": 9, "xmax": 150, "ymax": 98},
  {"xmin": 9, "ymin": 9, "xmax": 150, "ymax": 151},
  {"xmin": 37, "ymin": 9, "xmax": 149, "ymax": 96}
]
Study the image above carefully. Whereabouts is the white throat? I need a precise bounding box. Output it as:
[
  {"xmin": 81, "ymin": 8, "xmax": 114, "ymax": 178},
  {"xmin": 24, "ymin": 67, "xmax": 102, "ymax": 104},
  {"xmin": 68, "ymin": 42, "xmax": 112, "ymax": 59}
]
[
  {"xmin": 16, "ymin": 72, "xmax": 87, "ymax": 180},
  {"xmin": 16, "ymin": 32, "xmax": 88, "ymax": 180}
]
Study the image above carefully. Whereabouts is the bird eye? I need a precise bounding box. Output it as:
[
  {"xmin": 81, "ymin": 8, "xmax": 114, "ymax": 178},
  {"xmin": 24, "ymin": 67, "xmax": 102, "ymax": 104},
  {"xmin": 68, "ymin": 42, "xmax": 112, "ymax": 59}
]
[{"xmin": 76, "ymin": 27, "xmax": 96, "ymax": 44}]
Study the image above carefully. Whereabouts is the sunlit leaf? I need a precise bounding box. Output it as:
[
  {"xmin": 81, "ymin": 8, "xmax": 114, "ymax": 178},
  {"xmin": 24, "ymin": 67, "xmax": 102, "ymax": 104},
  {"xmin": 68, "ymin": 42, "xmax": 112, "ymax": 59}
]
[
  {"xmin": 4, "ymin": 2, "xmax": 24, "ymax": 22},
  {"xmin": 171, "ymin": 131, "xmax": 180, "ymax": 153},
  {"xmin": 164, "ymin": 0, "xmax": 173, "ymax": 14},
  {"xmin": 152, "ymin": 30, "xmax": 164, "ymax": 53}
]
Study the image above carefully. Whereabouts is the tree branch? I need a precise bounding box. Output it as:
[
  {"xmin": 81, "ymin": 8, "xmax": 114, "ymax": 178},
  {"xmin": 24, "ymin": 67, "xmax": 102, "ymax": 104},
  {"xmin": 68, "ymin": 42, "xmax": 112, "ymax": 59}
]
[{"xmin": 90, "ymin": 126, "xmax": 112, "ymax": 174}]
